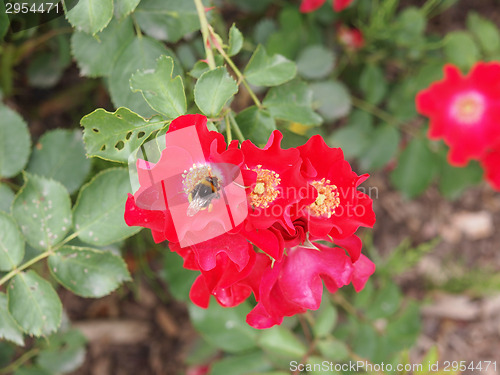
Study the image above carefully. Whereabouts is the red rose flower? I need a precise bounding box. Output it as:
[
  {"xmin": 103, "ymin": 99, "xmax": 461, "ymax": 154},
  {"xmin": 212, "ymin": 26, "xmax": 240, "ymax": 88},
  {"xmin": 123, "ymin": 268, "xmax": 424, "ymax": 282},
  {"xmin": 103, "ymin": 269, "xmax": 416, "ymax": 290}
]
[
  {"xmin": 241, "ymin": 130, "xmax": 317, "ymax": 237},
  {"xmin": 246, "ymin": 241, "xmax": 375, "ymax": 329},
  {"xmin": 300, "ymin": 0, "xmax": 353, "ymax": 13},
  {"xmin": 124, "ymin": 114, "xmax": 249, "ymax": 247},
  {"xmin": 338, "ymin": 24, "xmax": 364, "ymax": 50},
  {"xmin": 297, "ymin": 135, "xmax": 376, "ymax": 246},
  {"xmin": 480, "ymin": 146, "xmax": 500, "ymax": 190},
  {"xmin": 416, "ymin": 63, "xmax": 500, "ymax": 166}
]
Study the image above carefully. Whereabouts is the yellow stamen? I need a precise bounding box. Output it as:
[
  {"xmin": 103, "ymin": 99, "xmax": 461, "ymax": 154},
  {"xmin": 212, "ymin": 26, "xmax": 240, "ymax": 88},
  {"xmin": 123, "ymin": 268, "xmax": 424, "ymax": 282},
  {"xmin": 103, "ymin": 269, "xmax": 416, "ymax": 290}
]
[
  {"xmin": 249, "ymin": 165, "xmax": 281, "ymax": 208},
  {"xmin": 309, "ymin": 178, "xmax": 340, "ymax": 218}
]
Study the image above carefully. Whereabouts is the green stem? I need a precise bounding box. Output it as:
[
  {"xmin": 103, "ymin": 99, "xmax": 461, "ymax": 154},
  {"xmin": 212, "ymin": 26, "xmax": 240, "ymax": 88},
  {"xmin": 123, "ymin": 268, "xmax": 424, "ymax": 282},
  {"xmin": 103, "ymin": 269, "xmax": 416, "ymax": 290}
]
[
  {"xmin": 224, "ymin": 113, "xmax": 233, "ymax": 143},
  {"xmin": 0, "ymin": 348, "xmax": 40, "ymax": 375},
  {"xmin": 228, "ymin": 112, "xmax": 245, "ymax": 143},
  {"xmin": 0, "ymin": 250, "xmax": 51, "ymax": 286},
  {"xmin": 350, "ymin": 95, "xmax": 397, "ymax": 126},
  {"xmin": 207, "ymin": 25, "xmax": 263, "ymax": 109},
  {"xmin": 131, "ymin": 15, "xmax": 143, "ymax": 39},
  {"xmin": 0, "ymin": 231, "xmax": 80, "ymax": 287},
  {"xmin": 194, "ymin": 0, "xmax": 216, "ymax": 69}
]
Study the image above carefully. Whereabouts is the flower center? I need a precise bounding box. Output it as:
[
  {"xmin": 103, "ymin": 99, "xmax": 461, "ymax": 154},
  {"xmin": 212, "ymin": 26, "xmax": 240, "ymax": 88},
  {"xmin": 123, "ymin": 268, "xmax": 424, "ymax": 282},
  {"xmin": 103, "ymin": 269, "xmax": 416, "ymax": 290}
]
[
  {"xmin": 451, "ymin": 92, "xmax": 485, "ymax": 125},
  {"xmin": 249, "ymin": 165, "xmax": 281, "ymax": 208},
  {"xmin": 182, "ymin": 164, "xmax": 218, "ymax": 195},
  {"xmin": 309, "ymin": 178, "xmax": 340, "ymax": 218}
]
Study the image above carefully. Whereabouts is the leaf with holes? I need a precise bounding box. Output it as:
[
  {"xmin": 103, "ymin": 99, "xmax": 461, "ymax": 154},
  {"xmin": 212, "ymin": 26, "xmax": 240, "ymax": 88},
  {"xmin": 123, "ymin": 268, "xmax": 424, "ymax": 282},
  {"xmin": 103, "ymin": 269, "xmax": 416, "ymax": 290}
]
[
  {"xmin": 0, "ymin": 212, "xmax": 24, "ymax": 272},
  {"xmin": 73, "ymin": 168, "xmax": 141, "ymax": 246},
  {"xmin": 0, "ymin": 293, "xmax": 24, "ymax": 346},
  {"xmin": 49, "ymin": 246, "xmax": 131, "ymax": 298},
  {"xmin": 244, "ymin": 45, "xmax": 296, "ymax": 87},
  {"xmin": 81, "ymin": 107, "xmax": 165, "ymax": 163},
  {"xmin": 194, "ymin": 67, "xmax": 238, "ymax": 117},
  {"xmin": 8, "ymin": 271, "xmax": 62, "ymax": 336},
  {"xmin": 26, "ymin": 129, "xmax": 91, "ymax": 194},
  {"xmin": 65, "ymin": 0, "xmax": 113, "ymax": 35},
  {"xmin": 12, "ymin": 173, "xmax": 72, "ymax": 251},
  {"xmin": 130, "ymin": 55, "xmax": 187, "ymax": 119},
  {"xmin": 0, "ymin": 104, "xmax": 31, "ymax": 178}
]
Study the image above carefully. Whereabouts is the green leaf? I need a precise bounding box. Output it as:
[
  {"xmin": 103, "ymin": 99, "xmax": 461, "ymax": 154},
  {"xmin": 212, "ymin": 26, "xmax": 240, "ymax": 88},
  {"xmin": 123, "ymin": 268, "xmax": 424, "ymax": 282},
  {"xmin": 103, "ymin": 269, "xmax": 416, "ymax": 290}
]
[
  {"xmin": 467, "ymin": 12, "xmax": 500, "ymax": 54},
  {"xmin": 81, "ymin": 107, "xmax": 165, "ymax": 163},
  {"xmin": 365, "ymin": 282, "xmax": 402, "ymax": 319},
  {"xmin": 130, "ymin": 55, "xmax": 187, "ymax": 119},
  {"xmin": 263, "ymin": 80, "xmax": 322, "ymax": 125},
  {"xmin": 0, "ymin": 212, "xmax": 24, "ymax": 272},
  {"xmin": 134, "ymin": 0, "xmax": 200, "ymax": 43},
  {"xmin": 228, "ymin": 23, "xmax": 244, "ymax": 57},
  {"xmin": 395, "ymin": 7, "xmax": 426, "ymax": 46},
  {"xmin": 109, "ymin": 36, "xmax": 173, "ymax": 116},
  {"xmin": 194, "ymin": 67, "xmax": 238, "ymax": 117},
  {"xmin": 329, "ymin": 111, "xmax": 373, "ymax": 159},
  {"xmin": 360, "ymin": 64, "xmax": 388, "ymax": 105},
  {"xmin": 445, "ymin": 31, "xmax": 479, "ymax": 70},
  {"xmin": 114, "ymin": 0, "xmax": 140, "ymax": 18},
  {"xmin": 313, "ymin": 300, "xmax": 337, "ymax": 338},
  {"xmin": 311, "ymin": 81, "xmax": 351, "ymax": 121},
  {"xmin": 0, "ymin": 184, "xmax": 15, "ymax": 213},
  {"xmin": 189, "ymin": 302, "xmax": 257, "ymax": 353},
  {"xmin": 71, "ymin": 17, "xmax": 135, "ymax": 77},
  {"xmin": 0, "ymin": 293, "xmax": 24, "ymax": 346},
  {"xmin": 0, "ymin": 104, "xmax": 31, "ymax": 178},
  {"xmin": 258, "ymin": 325, "xmax": 307, "ymax": 359},
  {"xmin": 317, "ymin": 338, "xmax": 349, "ymax": 361},
  {"xmin": 390, "ymin": 139, "xmax": 437, "ymax": 198},
  {"xmin": 12, "ymin": 173, "xmax": 72, "ymax": 251},
  {"xmin": 439, "ymin": 156, "xmax": 483, "ymax": 199},
  {"xmin": 65, "ymin": 0, "xmax": 114, "ymax": 35},
  {"xmin": 49, "ymin": 246, "xmax": 130, "ymax": 298},
  {"xmin": 209, "ymin": 352, "xmax": 272, "ymax": 375},
  {"xmin": 297, "ymin": 45, "xmax": 335, "ymax": 80},
  {"xmin": 37, "ymin": 329, "xmax": 87, "ymax": 374},
  {"xmin": 244, "ymin": 45, "xmax": 296, "ymax": 87},
  {"xmin": 235, "ymin": 106, "xmax": 276, "ymax": 145},
  {"xmin": 359, "ymin": 125, "xmax": 400, "ymax": 171},
  {"xmin": 8, "ymin": 271, "xmax": 62, "ymax": 336},
  {"xmin": 27, "ymin": 53, "xmax": 64, "ymax": 89},
  {"xmin": 73, "ymin": 168, "xmax": 141, "ymax": 246},
  {"xmin": 26, "ymin": 129, "xmax": 91, "ymax": 194}
]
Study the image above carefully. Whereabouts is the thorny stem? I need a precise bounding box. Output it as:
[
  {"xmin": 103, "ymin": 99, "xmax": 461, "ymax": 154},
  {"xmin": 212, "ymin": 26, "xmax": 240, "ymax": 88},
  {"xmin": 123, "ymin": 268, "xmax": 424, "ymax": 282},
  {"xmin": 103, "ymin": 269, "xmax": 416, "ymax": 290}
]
[
  {"xmin": 0, "ymin": 348, "xmax": 40, "ymax": 375},
  {"xmin": 194, "ymin": 0, "xmax": 216, "ymax": 70},
  {"xmin": 206, "ymin": 24, "xmax": 263, "ymax": 109}
]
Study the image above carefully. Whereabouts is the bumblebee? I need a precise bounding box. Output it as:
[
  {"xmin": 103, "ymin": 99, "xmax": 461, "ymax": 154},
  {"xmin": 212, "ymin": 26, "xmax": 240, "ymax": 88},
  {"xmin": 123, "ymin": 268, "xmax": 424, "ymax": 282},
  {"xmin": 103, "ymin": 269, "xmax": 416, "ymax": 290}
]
[{"xmin": 187, "ymin": 176, "xmax": 221, "ymax": 216}]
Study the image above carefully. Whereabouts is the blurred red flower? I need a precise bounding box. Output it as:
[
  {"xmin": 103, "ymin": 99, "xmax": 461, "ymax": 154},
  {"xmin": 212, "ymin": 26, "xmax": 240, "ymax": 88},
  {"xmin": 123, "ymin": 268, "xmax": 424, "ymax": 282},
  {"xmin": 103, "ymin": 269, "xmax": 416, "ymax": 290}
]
[
  {"xmin": 416, "ymin": 63, "xmax": 500, "ymax": 166},
  {"xmin": 300, "ymin": 0, "xmax": 353, "ymax": 13},
  {"xmin": 337, "ymin": 24, "xmax": 364, "ymax": 50}
]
